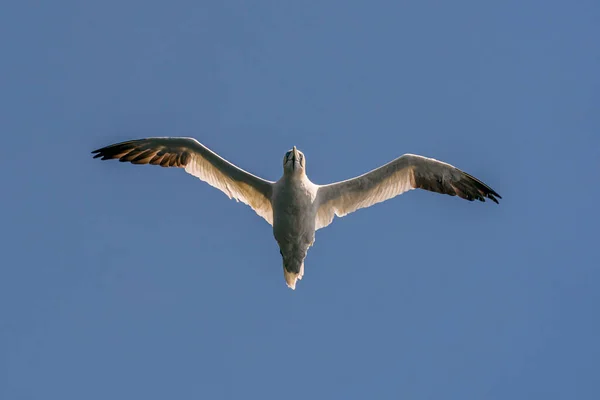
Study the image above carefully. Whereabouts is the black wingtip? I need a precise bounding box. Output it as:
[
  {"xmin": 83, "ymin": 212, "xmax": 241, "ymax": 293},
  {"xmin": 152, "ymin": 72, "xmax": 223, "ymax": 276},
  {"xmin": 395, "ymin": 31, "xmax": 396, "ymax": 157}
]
[
  {"xmin": 91, "ymin": 148, "xmax": 104, "ymax": 158},
  {"xmin": 479, "ymin": 184, "xmax": 501, "ymax": 204},
  {"xmin": 488, "ymin": 191, "xmax": 501, "ymax": 204},
  {"xmin": 461, "ymin": 171, "xmax": 502, "ymax": 205}
]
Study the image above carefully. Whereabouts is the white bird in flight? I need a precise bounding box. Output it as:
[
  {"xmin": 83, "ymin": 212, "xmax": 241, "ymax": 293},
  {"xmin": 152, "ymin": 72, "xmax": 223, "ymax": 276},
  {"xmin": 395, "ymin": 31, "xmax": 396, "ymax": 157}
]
[{"xmin": 92, "ymin": 137, "xmax": 501, "ymax": 290}]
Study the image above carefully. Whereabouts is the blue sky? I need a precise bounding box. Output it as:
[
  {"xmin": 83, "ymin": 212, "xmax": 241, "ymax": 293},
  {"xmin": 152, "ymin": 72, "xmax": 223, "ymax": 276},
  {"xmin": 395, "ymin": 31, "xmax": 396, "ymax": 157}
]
[{"xmin": 1, "ymin": 1, "xmax": 599, "ymax": 399}]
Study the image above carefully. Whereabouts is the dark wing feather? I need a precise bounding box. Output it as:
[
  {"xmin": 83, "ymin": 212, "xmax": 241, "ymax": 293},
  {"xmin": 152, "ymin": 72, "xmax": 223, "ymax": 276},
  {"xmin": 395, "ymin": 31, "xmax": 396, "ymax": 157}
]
[{"xmin": 411, "ymin": 159, "xmax": 501, "ymax": 204}]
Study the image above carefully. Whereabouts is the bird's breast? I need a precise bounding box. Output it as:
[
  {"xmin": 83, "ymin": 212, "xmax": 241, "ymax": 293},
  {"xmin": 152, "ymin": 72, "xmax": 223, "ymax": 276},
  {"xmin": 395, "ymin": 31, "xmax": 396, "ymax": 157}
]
[{"xmin": 272, "ymin": 177, "xmax": 318, "ymax": 242}]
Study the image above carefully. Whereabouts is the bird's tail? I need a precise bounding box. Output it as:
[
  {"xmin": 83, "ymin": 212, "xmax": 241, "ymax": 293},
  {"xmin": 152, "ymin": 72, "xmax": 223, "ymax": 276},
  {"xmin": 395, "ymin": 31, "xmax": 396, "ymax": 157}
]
[{"xmin": 283, "ymin": 262, "xmax": 304, "ymax": 290}]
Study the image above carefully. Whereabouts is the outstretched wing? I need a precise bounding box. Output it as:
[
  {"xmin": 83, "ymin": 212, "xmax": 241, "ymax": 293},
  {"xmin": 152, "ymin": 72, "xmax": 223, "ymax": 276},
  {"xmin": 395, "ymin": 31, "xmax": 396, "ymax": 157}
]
[
  {"xmin": 92, "ymin": 137, "xmax": 274, "ymax": 225},
  {"xmin": 315, "ymin": 154, "xmax": 501, "ymax": 229}
]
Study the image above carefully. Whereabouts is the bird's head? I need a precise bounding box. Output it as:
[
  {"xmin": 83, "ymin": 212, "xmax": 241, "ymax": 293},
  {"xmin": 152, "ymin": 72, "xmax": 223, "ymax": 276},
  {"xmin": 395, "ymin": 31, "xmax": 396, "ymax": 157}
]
[{"xmin": 283, "ymin": 146, "xmax": 306, "ymax": 176}]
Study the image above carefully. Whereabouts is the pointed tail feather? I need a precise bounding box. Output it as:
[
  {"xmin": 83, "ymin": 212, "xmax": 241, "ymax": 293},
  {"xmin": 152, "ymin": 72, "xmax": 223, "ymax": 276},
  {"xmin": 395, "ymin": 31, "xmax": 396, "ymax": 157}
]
[{"xmin": 283, "ymin": 262, "xmax": 304, "ymax": 290}]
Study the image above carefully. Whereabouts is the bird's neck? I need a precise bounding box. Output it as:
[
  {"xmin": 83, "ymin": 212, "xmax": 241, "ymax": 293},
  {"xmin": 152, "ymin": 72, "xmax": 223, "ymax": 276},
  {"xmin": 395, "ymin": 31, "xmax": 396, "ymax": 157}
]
[{"xmin": 284, "ymin": 170, "xmax": 306, "ymax": 180}]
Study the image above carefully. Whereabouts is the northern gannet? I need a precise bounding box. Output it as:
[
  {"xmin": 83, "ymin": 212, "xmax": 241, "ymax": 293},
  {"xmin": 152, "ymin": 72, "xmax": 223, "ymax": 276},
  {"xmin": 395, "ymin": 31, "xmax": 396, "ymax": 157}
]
[{"xmin": 92, "ymin": 137, "xmax": 501, "ymax": 290}]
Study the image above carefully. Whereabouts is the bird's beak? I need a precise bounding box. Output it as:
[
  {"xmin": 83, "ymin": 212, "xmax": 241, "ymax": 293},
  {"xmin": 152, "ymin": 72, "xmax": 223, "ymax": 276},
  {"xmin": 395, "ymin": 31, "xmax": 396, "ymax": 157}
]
[{"xmin": 292, "ymin": 146, "xmax": 298, "ymax": 162}]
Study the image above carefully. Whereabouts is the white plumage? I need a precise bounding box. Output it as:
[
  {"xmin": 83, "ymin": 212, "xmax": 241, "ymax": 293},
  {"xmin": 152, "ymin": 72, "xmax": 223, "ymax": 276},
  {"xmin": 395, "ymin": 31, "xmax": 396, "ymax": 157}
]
[{"xmin": 93, "ymin": 137, "xmax": 501, "ymax": 290}]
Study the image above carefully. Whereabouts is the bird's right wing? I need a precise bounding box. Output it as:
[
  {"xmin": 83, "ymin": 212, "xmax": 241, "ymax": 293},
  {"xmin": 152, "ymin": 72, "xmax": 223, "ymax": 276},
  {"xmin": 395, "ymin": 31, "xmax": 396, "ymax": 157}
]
[
  {"xmin": 92, "ymin": 137, "xmax": 274, "ymax": 225},
  {"xmin": 315, "ymin": 154, "xmax": 501, "ymax": 230}
]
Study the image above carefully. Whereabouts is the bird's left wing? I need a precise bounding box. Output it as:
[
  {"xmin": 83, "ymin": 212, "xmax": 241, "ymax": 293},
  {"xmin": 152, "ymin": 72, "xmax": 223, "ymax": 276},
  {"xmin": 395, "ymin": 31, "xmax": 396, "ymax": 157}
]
[
  {"xmin": 315, "ymin": 154, "xmax": 501, "ymax": 230},
  {"xmin": 92, "ymin": 137, "xmax": 274, "ymax": 225}
]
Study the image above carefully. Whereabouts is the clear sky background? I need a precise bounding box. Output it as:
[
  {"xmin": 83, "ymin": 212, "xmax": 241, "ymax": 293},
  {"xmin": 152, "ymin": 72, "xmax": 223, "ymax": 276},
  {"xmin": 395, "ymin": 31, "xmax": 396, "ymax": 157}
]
[{"xmin": 1, "ymin": 1, "xmax": 599, "ymax": 399}]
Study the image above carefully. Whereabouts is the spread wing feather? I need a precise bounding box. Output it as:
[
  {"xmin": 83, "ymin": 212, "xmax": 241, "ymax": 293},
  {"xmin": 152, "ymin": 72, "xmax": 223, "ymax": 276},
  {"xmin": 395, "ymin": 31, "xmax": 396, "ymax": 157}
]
[
  {"xmin": 92, "ymin": 137, "xmax": 274, "ymax": 225},
  {"xmin": 315, "ymin": 154, "xmax": 500, "ymax": 229}
]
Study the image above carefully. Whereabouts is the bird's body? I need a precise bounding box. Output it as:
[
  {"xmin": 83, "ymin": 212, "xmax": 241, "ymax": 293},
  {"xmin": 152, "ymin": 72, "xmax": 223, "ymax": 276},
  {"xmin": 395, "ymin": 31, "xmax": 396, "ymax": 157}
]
[
  {"xmin": 272, "ymin": 163, "xmax": 318, "ymax": 287},
  {"xmin": 93, "ymin": 138, "xmax": 501, "ymax": 290}
]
